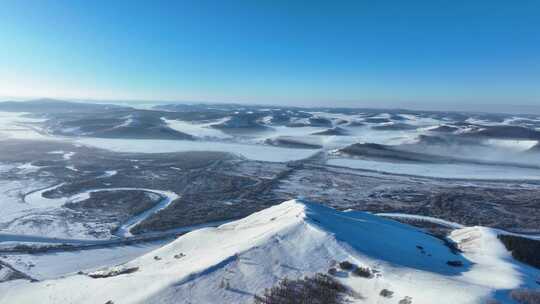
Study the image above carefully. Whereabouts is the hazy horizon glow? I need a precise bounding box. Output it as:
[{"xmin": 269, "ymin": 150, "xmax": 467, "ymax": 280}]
[{"xmin": 1, "ymin": 0, "xmax": 539, "ymax": 108}]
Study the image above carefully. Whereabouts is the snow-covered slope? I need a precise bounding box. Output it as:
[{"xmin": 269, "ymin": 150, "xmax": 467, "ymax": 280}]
[{"xmin": 1, "ymin": 200, "xmax": 538, "ymax": 304}]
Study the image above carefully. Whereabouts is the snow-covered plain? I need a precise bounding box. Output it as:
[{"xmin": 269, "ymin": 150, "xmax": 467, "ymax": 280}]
[
  {"xmin": 75, "ymin": 137, "xmax": 318, "ymax": 162},
  {"xmin": 327, "ymin": 158, "xmax": 540, "ymax": 180},
  {"xmin": 1, "ymin": 200, "xmax": 537, "ymax": 304},
  {"xmin": 2, "ymin": 109, "xmax": 540, "ymax": 172},
  {"xmin": 0, "ymin": 112, "xmax": 49, "ymax": 140},
  {"xmin": 0, "ymin": 160, "xmax": 181, "ymax": 239},
  {"xmin": 0, "ymin": 164, "xmax": 52, "ymax": 224},
  {"xmin": 485, "ymin": 139, "xmax": 539, "ymax": 152},
  {"xmin": 0, "ymin": 111, "xmax": 320, "ymax": 163},
  {"xmin": 1, "ymin": 240, "xmax": 169, "ymax": 280},
  {"xmin": 11, "ymin": 185, "xmax": 179, "ymax": 239},
  {"xmin": 47, "ymin": 150, "xmax": 75, "ymax": 160},
  {"xmin": 162, "ymin": 117, "xmax": 233, "ymax": 139}
]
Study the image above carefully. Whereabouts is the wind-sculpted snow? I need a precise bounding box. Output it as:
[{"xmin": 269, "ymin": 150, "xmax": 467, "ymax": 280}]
[{"xmin": 1, "ymin": 200, "xmax": 538, "ymax": 304}]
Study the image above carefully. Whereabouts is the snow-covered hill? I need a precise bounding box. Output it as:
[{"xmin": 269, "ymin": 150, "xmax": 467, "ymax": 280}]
[{"xmin": 1, "ymin": 200, "xmax": 538, "ymax": 304}]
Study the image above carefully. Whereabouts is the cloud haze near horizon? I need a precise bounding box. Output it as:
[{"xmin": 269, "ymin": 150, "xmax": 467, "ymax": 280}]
[{"xmin": 0, "ymin": 1, "xmax": 538, "ymax": 112}]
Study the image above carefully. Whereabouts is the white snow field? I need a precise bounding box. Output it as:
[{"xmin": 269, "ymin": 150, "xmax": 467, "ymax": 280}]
[
  {"xmin": 2, "ymin": 185, "xmax": 179, "ymax": 240},
  {"xmin": 1, "ymin": 240, "xmax": 169, "ymax": 280},
  {"xmin": 485, "ymin": 139, "xmax": 539, "ymax": 152},
  {"xmin": 67, "ymin": 188, "xmax": 179, "ymax": 237},
  {"xmin": 162, "ymin": 117, "xmax": 233, "ymax": 139},
  {"xmin": 0, "ymin": 164, "xmax": 50, "ymax": 223},
  {"xmin": 0, "ymin": 163, "xmax": 180, "ymax": 240},
  {"xmin": 1, "ymin": 109, "xmax": 539, "ymax": 168},
  {"xmin": 1, "ymin": 200, "xmax": 537, "ymax": 304},
  {"xmin": 75, "ymin": 137, "xmax": 318, "ymax": 162},
  {"xmin": 0, "ymin": 112, "xmax": 49, "ymax": 140},
  {"xmin": 375, "ymin": 213, "xmax": 465, "ymax": 229},
  {"xmin": 327, "ymin": 158, "xmax": 540, "ymax": 180}
]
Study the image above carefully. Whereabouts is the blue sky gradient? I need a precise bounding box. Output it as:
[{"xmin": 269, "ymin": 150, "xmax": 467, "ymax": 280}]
[{"xmin": 1, "ymin": 0, "xmax": 539, "ymax": 108}]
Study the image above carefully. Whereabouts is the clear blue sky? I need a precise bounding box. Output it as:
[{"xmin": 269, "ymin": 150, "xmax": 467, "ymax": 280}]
[{"xmin": 1, "ymin": 0, "xmax": 539, "ymax": 108}]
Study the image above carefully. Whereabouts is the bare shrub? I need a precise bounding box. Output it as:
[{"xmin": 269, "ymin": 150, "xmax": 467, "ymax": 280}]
[
  {"xmin": 380, "ymin": 289, "xmax": 394, "ymax": 298},
  {"xmin": 399, "ymin": 296, "xmax": 413, "ymax": 304},
  {"xmin": 352, "ymin": 266, "xmax": 372, "ymax": 278},
  {"xmin": 446, "ymin": 260, "xmax": 463, "ymax": 267},
  {"xmin": 253, "ymin": 273, "xmax": 348, "ymax": 304},
  {"xmin": 218, "ymin": 279, "xmax": 230, "ymax": 290},
  {"xmin": 339, "ymin": 261, "xmax": 354, "ymax": 271},
  {"xmin": 510, "ymin": 289, "xmax": 540, "ymax": 304},
  {"xmin": 88, "ymin": 267, "xmax": 139, "ymax": 279}
]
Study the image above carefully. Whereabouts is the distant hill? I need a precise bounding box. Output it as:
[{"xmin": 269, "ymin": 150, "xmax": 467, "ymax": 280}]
[{"xmin": 0, "ymin": 99, "xmax": 131, "ymax": 113}]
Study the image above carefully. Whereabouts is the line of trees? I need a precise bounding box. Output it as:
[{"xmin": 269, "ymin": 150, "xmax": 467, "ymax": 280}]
[
  {"xmin": 498, "ymin": 234, "xmax": 540, "ymax": 269},
  {"xmin": 253, "ymin": 273, "xmax": 348, "ymax": 304}
]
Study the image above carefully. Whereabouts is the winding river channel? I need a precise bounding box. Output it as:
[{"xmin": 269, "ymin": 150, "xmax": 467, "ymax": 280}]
[{"xmin": 0, "ymin": 184, "xmax": 184, "ymax": 245}]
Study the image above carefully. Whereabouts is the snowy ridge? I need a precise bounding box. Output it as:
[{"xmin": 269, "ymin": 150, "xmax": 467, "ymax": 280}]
[
  {"xmin": 1, "ymin": 200, "xmax": 539, "ymax": 304},
  {"xmin": 376, "ymin": 212, "xmax": 465, "ymax": 229},
  {"xmin": 448, "ymin": 227, "xmax": 538, "ymax": 293}
]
